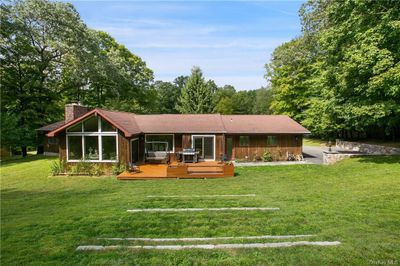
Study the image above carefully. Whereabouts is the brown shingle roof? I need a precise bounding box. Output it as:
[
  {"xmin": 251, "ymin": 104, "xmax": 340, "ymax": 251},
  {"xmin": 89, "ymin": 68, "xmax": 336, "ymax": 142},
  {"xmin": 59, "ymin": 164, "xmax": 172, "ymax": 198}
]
[
  {"xmin": 100, "ymin": 109, "xmax": 141, "ymax": 135},
  {"xmin": 134, "ymin": 114, "xmax": 226, "ymax": 133},
  {"xmin": 221, "ymin": 115, "xmax": 310, "ymax": 134},
  {"xmin": 36, "ymin": 121, "xmax": 65, "ymax": 132},
  {"xmin": 46, "ymin": 108, "xmax": 310, "ymax": 137}
]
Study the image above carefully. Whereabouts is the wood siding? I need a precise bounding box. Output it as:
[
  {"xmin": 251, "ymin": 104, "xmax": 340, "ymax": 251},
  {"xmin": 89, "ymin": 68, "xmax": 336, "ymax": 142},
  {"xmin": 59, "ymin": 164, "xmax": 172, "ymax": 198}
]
[
  {"xmin": 118, "ymin": 133, "xmax": 129, "ymax": 165},
  {"xmin": 59, "ymin": 132, "xmax": 66, "ymax": 161},
  {"xmin": 230, "ymin": 134, "xmax": 302, "ymax": 161},
  {"xmin": 43, "ymin": 136, "xmax": 60, "ymax": 153},
  {"xmin": 215, "ymin": 134, "xmax": 224, "ymax": 160}
]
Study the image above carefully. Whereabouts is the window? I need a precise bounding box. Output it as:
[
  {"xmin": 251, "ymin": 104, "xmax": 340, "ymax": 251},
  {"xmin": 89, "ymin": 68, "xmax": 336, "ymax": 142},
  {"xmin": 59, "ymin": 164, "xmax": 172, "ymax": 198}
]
[
  {"xmin": 67, "ymin": 122, "xmax": 82, "ymax": 132},
  {"xmin": 101, "ymin": 118, "xmax": 115, "ymax": 132},
  {"xmin": 239, "ymin": 136, "xmax": 250, "ymax": 147},
  {"xmin": 66, "ymin": 115, "xmax": 118, "ymax": 162},
  {"xmin": 84, "ymin": 136, "xmax": 99, "ymax": 160},
  {"xmin": 83, "ymin": 116, "xmax": 98, "ymax": 132},
  {"xmin": 145, "ymin": 134, "xmax": 174, "ymax": 152},
  {"xmin": 68, "ymin": 136, "xmax": 82, "ymax": 160},
  {"xmin": 102, "ymin": 136, "xmax": 117, "ymax": 160},
  {"xmin": 266, "ymin": 135, "xmax": 278, "ymax": 146},
  {"xmin": 48, "ymin": 137, "xmax": 58, "ymax": 145}
]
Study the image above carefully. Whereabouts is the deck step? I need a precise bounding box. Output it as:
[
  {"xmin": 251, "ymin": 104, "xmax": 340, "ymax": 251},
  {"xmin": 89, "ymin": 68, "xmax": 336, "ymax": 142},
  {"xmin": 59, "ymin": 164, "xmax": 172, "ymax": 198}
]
[{"xmin": 187, "ymin": 172, "xmax": 223, "ymax": 175}]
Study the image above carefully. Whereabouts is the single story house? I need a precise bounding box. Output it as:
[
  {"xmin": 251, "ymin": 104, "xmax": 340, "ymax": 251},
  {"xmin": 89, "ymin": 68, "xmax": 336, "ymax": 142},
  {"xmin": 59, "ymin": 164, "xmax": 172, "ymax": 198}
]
[{"xmin": 41, "ymin": 104, "xmax": 309, "ymax": 174}]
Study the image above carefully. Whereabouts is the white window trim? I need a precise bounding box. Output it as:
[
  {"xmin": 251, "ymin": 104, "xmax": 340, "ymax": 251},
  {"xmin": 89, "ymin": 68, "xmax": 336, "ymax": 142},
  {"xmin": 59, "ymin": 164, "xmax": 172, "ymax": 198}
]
[
  {"xmin": 66, "ymin": 116, "xmax": 118, "ymax": 162},
  {"xmin": 145, "ymin": 134, "xmax": 175, "ymax": 153},
  {"xmin": 191, "ymin": 134, "xmax": 216, "ymax": 161}
]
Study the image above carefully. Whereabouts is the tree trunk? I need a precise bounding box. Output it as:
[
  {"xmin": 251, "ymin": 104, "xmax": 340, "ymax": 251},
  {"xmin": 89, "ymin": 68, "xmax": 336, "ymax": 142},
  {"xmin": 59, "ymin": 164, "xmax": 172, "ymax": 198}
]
[{"xmin": 22, "ymin": 146, "xmax": 27, "ymax": 157}]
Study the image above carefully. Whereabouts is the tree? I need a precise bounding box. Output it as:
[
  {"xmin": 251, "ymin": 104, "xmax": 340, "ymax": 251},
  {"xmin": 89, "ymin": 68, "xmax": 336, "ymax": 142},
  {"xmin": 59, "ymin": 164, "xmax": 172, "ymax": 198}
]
[
  {"xmin": 62, "ymin": 30, "xmax": 154, "ymax": 111},
  {"xmin": 214, "ymin": 85, "xmax": 236, "ymax": 114},
  {"xmin": 266, "ymin": 37, "xmax": 314, "ymax": 121},
  {"xmin": 253, "ymin": 87, "xmax": 273, "ymax": 114},
  {"xmin": 173, "ymin": 75, "xmax": 188, "ymax": 90},
  {"xmin": 1, "ymin": 0, "xmax": 89, "ymax": 155},
  {"xmin": 1, "ymin": 0, "xmax": 156, "ymax": 156},
  {"xmin": 154, "ymin": 80, "xmax": 181, "ymax": 113},
  {"xmin": 176, "ymin": 67, "xmax": 215, "ymax": 114},
  {"xmin": 266, "ymin": 0, "xmax": 400, "ymax": 139},
  {"xmin": 232, "ymin": 90, "xmax": 256, "ymax": 114}
]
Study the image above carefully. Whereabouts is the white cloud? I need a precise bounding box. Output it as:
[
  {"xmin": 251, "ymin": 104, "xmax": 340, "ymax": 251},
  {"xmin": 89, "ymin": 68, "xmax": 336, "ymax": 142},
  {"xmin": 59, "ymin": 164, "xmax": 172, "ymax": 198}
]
[{"xmin": 75, "ymin": 1, "xmax": 300, "ymax": 90}]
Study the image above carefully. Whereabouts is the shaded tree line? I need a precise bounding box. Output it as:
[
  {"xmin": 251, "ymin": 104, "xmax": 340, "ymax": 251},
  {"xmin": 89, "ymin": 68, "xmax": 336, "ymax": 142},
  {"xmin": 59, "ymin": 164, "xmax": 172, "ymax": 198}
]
[
  {"xmin": 266, "ymin": 0, "xmax": 400, "ymax": 140},
  {"xmin": 154, "ymin": 66, "xmax": 272, "ymax": 115}
]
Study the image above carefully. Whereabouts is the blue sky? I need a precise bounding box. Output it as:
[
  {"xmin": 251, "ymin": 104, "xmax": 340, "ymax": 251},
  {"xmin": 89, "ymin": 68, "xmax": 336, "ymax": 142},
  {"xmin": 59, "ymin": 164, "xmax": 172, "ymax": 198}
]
[{"xmin": 69, "ymin": 1, "xmax": 304, "ymax": 90}]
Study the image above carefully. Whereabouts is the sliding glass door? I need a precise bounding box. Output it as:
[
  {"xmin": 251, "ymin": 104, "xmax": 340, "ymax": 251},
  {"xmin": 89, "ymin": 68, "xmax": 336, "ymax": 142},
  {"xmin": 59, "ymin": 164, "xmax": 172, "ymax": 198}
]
[{"xmin": 192, "ymin": 135, "xmax": 215, "ymax": 160}]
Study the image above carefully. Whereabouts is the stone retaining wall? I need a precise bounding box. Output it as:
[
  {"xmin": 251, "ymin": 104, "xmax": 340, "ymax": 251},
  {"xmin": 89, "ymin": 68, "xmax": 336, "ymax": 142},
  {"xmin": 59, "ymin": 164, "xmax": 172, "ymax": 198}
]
[
  {"xmin": 336, "ymin": 139, "xmax": 400, "ymax": 155},
  {"xmin": 323, "ymin": 151, "xmax": 360, "ymax": 165}
]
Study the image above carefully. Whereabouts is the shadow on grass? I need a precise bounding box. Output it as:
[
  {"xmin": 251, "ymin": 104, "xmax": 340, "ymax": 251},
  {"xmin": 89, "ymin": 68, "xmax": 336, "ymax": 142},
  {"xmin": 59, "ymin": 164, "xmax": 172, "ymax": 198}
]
[
  {"xmin": 0, "ymin": 155, "xmax": 52, "ymax": 167},
  {"xmin": 1, "ymin": 187, "xmax": 114, "ymax": 201},
  {"xmin": 357, "ymin": 155, "xmax": 400, "ymax": 164}
]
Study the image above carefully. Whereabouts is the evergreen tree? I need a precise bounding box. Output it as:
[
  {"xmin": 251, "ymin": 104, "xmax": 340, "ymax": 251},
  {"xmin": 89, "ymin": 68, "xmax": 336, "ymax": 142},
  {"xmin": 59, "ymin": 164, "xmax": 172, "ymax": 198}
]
[{"xmin": 177, "ymin": 67, "xmax": 215, "ymax": 114}]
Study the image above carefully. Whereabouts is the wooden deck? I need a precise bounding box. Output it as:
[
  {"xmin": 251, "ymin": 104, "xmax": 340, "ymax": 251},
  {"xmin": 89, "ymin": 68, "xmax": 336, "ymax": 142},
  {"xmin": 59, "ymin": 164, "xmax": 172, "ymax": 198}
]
[{"xmin": 117, "ymin": 162, "xmax": 234, "ymax": 180}]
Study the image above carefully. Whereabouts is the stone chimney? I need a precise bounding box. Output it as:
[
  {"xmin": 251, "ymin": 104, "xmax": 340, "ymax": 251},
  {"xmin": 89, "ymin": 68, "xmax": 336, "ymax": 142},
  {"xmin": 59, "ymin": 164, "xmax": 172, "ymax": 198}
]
[{"xmin": 65, "ymin": 103, "xmax": 89, "ymax": 122}]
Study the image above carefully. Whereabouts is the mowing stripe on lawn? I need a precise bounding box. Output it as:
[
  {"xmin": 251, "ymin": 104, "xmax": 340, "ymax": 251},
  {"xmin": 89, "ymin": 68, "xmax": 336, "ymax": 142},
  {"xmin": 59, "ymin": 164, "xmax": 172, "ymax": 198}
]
[
  {"xmin": 98, "ymin": 234, "xmax": 314, "ymax": 242},
  {"xmin": 126, "ymin": 207, "xmax": 279, "ymax": 213},
  {"xmin": 146, "ymin": 194, "xmax": 256, "ymax": 198},
  {"xmin": 76, "ymin": 241, "xmax": 341, "ymax": 251}
]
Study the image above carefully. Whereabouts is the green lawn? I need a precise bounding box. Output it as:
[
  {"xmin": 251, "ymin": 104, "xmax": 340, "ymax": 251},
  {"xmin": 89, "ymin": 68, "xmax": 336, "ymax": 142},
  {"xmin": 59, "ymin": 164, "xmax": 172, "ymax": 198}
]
[
  {"xmin": 303, "ymin": 138, "xmax": 329, "ymax": 147},
  {"xmin": 1, "ymin": 156, "xmax": 400, "ymax": 265}
]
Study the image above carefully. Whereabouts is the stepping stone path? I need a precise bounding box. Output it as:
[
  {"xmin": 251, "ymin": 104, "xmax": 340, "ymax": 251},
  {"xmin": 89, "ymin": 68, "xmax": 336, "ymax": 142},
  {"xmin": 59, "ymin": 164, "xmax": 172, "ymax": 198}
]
[
  {"xmin": 77, "ymin": 194, "xmax": 341, "ymax": 252},
  {"xmin": 77, "ymin": 241, "xmax": 341, "ymax": 251}
]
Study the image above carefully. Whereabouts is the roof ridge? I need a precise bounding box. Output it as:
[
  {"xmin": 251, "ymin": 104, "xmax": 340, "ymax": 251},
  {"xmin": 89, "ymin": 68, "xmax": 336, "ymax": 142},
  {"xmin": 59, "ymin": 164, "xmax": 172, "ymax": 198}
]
[{"xmin": 96, "ymin": 107, "xmax": 136, "ymax": 115}]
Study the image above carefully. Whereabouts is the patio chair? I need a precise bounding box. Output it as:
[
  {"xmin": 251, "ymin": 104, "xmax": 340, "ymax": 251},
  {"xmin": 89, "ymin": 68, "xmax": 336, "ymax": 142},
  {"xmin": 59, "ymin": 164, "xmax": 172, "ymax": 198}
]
[{"xmin": 128, "ymin": 162, "xmax": 140, "ymax": 173}]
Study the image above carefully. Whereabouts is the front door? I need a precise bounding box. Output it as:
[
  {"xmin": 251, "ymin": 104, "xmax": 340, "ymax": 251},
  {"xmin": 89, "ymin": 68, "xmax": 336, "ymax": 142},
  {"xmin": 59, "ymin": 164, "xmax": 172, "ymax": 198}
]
[
  {"xmin": 193, "ymin": 135, "xmax": 215, "ymax": 160},
  {"xmin": 226, "ymin": 137, "xmax": 233, "ymax": 159},
  {"xmin": 131, "ymin": 138, "xmax": 139, "ymax": 163}
]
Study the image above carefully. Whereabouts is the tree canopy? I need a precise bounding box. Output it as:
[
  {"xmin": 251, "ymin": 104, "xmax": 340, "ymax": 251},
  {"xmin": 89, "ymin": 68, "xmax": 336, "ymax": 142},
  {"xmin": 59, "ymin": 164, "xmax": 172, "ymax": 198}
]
[
  {"xmin": 266, "ymin": 0, "xmax": 400, "ymax": 140},
  {"xmin": 0, "ymin": 0, "xmax": 154, "ymax": 155}
]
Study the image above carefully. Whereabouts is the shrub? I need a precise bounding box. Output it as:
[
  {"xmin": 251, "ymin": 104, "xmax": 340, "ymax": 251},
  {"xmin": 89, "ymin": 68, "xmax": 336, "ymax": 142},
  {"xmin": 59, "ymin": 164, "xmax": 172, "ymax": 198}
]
[
  {"xmin": 254, "ymin": 155, "xmax": 262, "ymax": 161},
  {"xmin": 76, "ymin": 161, "xmax": 93, "ymax": 175},
  {"xmin": 262, "ymin": 151, "xmax": 273, "ymax": 162},
  {"xmin": 69, "ymin": 165, "xmax": 78, "ymax": 175},
  {"xmin": 90, "ymin": 164, "xmax": 102, "ymax": 176},
  {"xmin": 112, "ymin": 162, "xmax": 125, "ymax": 175},
  {"xmin": 50, "ymin": 159, "xmax": 65, "ymax": 176}
]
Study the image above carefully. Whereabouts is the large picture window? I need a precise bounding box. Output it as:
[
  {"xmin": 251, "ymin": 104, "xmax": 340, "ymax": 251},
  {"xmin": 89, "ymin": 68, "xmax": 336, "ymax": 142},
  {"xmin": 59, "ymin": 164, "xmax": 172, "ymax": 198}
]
[
  {"xmin": 145, "ymin": 134, "xmax": 174, "ymax": 152},
  {"xmin": 102, "ymin": 136, "xmax": 117, "ymax": 160},
  {"xmin": 66, "ymin": 116, "xmax": 118, "ymax": 162},
  {"xmin": 68, "ymin": 136, "xmax": 82, "ymax": 160}
]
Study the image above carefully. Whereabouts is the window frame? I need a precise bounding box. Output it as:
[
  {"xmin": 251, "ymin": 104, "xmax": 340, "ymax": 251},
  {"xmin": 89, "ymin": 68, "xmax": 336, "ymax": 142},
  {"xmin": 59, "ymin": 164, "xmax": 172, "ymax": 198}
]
[
  {"xmin": 191, "ymin": 134, "xmax": 216, "ymax": 161},
  {"xmin": 66, "ymin": 116, "xmax": 118, "ymax": 162},
  {"xmin": 239, "ymin": 136, "xmax": 250, "ymax": 147},
  {"xmin": 47, "ymin": 137, "xmax": 58, "ymax": 145},
  {"xmin": 266, "ymin": 135, "xmax": 278, "ymax": 147},
  {"xmin": 145, "ymin": 134, "xmax": 175, "ymax": 153}
]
